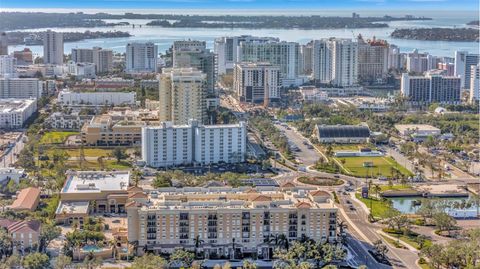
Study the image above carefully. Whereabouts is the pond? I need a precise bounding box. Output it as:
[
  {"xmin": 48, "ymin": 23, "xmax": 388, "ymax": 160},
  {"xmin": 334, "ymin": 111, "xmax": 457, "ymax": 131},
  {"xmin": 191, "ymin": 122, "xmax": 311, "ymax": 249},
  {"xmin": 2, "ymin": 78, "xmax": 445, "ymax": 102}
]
[{"xmin": 389, "ymin": 196, "xmax": 476, "ymax": 214}]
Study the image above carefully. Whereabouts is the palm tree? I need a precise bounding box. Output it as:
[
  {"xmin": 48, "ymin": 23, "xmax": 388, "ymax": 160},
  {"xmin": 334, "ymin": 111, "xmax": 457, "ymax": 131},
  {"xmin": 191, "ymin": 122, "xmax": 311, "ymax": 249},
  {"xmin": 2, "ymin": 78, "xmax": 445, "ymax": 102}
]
[
  {"xmin": 372, "ymin": 184, "xmax": 381, "ymax": 199},
  {"xmin": 193, "ymin": 235, "xmax": 204, "ymax": 258},
  {"xmin": 231, "ymin": 238, "xmax": 236, "ymax": 259}
]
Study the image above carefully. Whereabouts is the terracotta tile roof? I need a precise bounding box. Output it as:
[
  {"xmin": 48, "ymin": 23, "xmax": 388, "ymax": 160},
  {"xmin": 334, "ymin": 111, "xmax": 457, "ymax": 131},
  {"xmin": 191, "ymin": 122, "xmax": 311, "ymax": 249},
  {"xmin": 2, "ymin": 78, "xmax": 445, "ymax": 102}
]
[
  {"xmin": 309, "ymin": 190, "xmax": 330, "ymax": 197},
  {"xmin": 127, "ymin": 186, "xmax": 143, "ymax": 192},
  {"xmin": 295, "ymin": 202, "xmax": 312, "ymax": 209},
  {"xmin": 250, "ymin": 194, "xmax": 272, "ymax": 202},
  {"xmin": 0, "ymin": 219, "xmax": 41, "ymax": 233},
  {"xmin": 125, "ymin": 201, "xmax": 141, "ymax": 208},
  {"xmin": 10, "ymin": 187, "xmax": 40, "ymax": 211},
  {"xmin": 281, "ymin": 182, "xmax": 296, "ymax": 188},
  {"xmin": 245, "ymin": 188, "xmax": 258, "ymax": 194},
  {"xmin": 128, "ymin": 192, "xmax": 148, "ymax": 199}
]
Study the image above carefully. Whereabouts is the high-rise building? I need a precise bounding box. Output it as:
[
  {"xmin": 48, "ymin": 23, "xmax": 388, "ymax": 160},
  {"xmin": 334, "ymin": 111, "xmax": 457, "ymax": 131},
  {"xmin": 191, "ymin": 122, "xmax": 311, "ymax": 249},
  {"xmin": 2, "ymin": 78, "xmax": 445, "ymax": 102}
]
[
  {"xmin": 126, "ymin": 186, "xmax": 337, "ymax": 256},
  {"xmin": 233, "ymin": 62, "xmax": 280, "ymax": 106},
  {"xmin": 0, "ymin": 33, "xmax": 8, "ymax": 55},
  {"xmin": 357, "ymin": 36, "xmax": 389, "ymax": 82},
  {"xmin": 401, "ymin": 71, "xmax": 461, "ymax": 105},
  {"xmin": 300, "ymin": 42, "xmax": 314, "ymax": 76},
  {"xmin": 71, "ymin": 48, "xmax": 94, "ymax": 63},
  {"xmin": 72, "ymin": 47, "xmax": 113, "ymax": 73},
  {"xmin": 406, "ymin": 50, "xmax": 437, "ymax": 73},
  {"xmin": 0, "ymin": 78, "xmax": 43, "ymax": 99},
  {"xmin": 454, "ymin": 51, "xmax": 480, "ymax": 89},
  {"xmin": 0, "ymin": 55, "xmax": 17, "ymax": 77},
  {"xmin": 238, "ymin": 41, "xmax": 300, "ymax": 86},
  {"xmin": 43, "ymin": 30, "xmax": 64, "ymax": 65},
  {"xmin": 126, "ymin": 42, "xmax": 158, "ymax": 73},
  {"xmin": 141, "ymin": 120, "xmax": 246, "ymax": 167},
  {"xmin": 172, "ymin": 40, "xmax": 216, "ymax": 95},
  {"xmin": 330, "ymin": 39, "xmax": 358, "ymax": 87},
  {"xmin": 312, "ymin": 39, "xmax": 331, "ymax": 83},
  {"xmin": 158, "ymin": 68, "xmax": 208, "ymax": 125},
  {"xmin": 387, "ymin": 45, "xmax": 403, "ymax": 70},
  {"xmin": 469, "ymin": 64, "xmax": 480, "ymax": 104},
  {"xmin": 13, "ymin": 48, "xmax": 33, "ymax": 65},
  {"xmin": 437, "ymin": 62, "xmax": 455, "ymax": 76},
  {"xmin": 214, "ymin": 35, "xmax": 279, "ymax": 75}
]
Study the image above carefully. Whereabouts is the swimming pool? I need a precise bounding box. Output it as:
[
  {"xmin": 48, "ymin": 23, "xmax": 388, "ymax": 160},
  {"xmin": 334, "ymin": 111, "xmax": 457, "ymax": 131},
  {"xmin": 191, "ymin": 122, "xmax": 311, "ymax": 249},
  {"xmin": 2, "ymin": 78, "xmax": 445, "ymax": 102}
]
[{"xmin": 82, "ymin": 245, "xmax": 103, "ymax": 252}]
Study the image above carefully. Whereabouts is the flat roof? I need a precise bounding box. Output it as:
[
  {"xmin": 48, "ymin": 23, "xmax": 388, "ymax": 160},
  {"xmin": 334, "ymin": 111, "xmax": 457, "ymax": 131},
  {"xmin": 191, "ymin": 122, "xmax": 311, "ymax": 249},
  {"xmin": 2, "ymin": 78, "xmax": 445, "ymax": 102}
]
[
  {"xmin": 395, "ymin": 124, "xmax": 441, "ymax": 132},
  {"xmin": 56, "ymin": 201, "xmax": 90, "ymax": 215},
  {"xmin": 62, "ymin": 171, "xmax": 130, "ymax": 194}
]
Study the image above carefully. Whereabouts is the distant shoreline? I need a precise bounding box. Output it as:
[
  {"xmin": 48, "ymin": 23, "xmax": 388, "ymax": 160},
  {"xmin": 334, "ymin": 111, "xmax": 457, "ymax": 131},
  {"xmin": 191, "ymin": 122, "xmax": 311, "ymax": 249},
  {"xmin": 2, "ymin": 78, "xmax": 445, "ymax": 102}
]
[
  {"xmin": 5, "ymin": 31, "xmax": 132, "ymax": 46},
  {"xmin": 390, "ymin": 28, "xmax": 479, "ymax": 42}
]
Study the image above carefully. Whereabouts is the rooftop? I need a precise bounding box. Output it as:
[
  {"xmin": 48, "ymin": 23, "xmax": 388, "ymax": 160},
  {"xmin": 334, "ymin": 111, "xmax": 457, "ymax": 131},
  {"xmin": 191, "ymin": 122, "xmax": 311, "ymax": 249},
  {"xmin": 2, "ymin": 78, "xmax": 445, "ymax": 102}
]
[
  {"xmin": 0, "ymin": 99, "xmax": 36, "ymax": 113},
  {"xmin": 317, "ymin": 124, "xmax": 370, "ymax": 138},
  {"xmin": 10, "ymin": 187, "xmax": 40, "ymax": 211},
  {"xmin": 56, "ymin": 201, "xmax": 90, "ymax": 215},
  {"xmin": 395, "ymin": 124, "xmax": 441, "ymax": 132},
  {"xmin": 62, "ymin": 171, "xmax": 130, "ymax": 194}
]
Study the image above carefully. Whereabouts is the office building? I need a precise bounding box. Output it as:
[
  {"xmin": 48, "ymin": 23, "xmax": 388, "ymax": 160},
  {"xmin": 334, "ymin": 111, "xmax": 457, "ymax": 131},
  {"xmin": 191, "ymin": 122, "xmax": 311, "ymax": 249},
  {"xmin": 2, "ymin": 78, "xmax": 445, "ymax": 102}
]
[
  {"xmin": 13, "ymin": 48, "xmax": 33, "ymax": 65},
  {"xmin": 0, "ymin": 98, "xmax": 37, "ymax": 129},
  {"xmin": 233, "ymin": 62, "xmax": 281, "ymax": 105},
  {"xmin": 0, "ymin": 78, "xmax": 43, "ymax": 99},
  {"xmin": 126, "ymin": 186, "xmax": 337, "ymax": 256},
  {"xmin": 357, "ymin": 36, "xmax": 389, "ymax": 82},
  {"xmin": 43, "ymin": 30, "xmax": 64, "ymax": 65},
  {"xmin": 395, "ymin": 124, "xmax": 441, "ymax": 140},
  {"xmin": 454, "ymin": 51, "xmax": 480, "ymax": 89},
  {"xmin": 470, "ymin": 64, "xmax": 480, "ymax": 104},
  {"xmin": 57, "ymin": 90, "xmax": 136, "ymax": 107},
  {"xmin": 71, "ymin": 47, "xmax": 113, "ymax": 73},
  {"xmin": 406, "ymin": 50, "xmax": 437, "ymax": 73},
  {"xmin": 0, "ymin": 32, "xmax": 8, "ymax": 55},
  {"xmin": 0, "ymin": 55, "xmax": 16, "ymax": 77},
  {"xmin": 238, "ymin": 40, "xmax": 300, "ymax": 86},
  {"xmin": 214, "ymin": 35, "xmax": 279, "ymax": 75},
  {"xmin": 172, "ymin": 40, "xmax": 216, "ymax": 95},
  {"xmin": 142, "ymin": 120, "xmax": 246, "ymax": 167},
  {"xmin": 126, "ymin": 42, "xmax": 158, "ymax": 73},
  {"xmin": 159, "ymin": 68, "xmax": 208, "ymax": 125},
  {"xmin": 401, "ymin": 71, "xmax": 461, "ymax": 105}
]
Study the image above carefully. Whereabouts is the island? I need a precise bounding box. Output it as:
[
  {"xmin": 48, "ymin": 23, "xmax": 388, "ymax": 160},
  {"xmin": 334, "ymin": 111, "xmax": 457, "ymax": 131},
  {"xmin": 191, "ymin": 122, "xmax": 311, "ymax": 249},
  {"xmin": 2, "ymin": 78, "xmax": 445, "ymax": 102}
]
[
  {"xmin": 467, "ymin": 20, "xmax": 479, "ymax": 26},
  {"xmin": 390, "ymin": 28, "xmax": 479, "ymax": 42},
  {"xmin": 0, "ymin": 12, "xmax": 431, "ymax": 31},
  {"xmin": 4, "ymin": 31, "xmax": 132, "ymax": 46}
]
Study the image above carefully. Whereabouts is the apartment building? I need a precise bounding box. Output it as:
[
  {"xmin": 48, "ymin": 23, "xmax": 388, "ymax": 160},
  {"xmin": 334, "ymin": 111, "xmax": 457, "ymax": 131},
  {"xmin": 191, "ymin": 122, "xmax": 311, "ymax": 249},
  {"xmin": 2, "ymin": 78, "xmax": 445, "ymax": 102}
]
[
  {"xmin": 126, "ymin": 42, "xmax": 158, "ymax": 73},
  {"xmin": 159, "ymin": 68, "xmax": 208, "ymax": 125},
  {"xmin": 81, "ymin": 114, "xmax": 144, "ymax": 146},
  {"xmin": 95, "ymin": 78, "xmax": 135, "ymax": 91},
  {"xmin": 57, "ymin": 90, "xmax": 136, "ymax": 107},
  {"xmin": 126, "ymin": 186, "xmax": 337, "ymax": 258},
  {"xmin": 233, "ymin": 62, "xmax": 281, "ymax": 105},
  {"xmin": 0, "ymin": 55, "xmax": 17, "ymax": 77},
  {"xmin": 67, "ymin": 61, "xmax": 96, "ymax": 79},
  {"xmin": 357, "ymin": 36, "xmax": 389, "ymax": 82},
  {"xmin": 401, "ymin": 71, "xmax": 461, "ymax": 105},
  {"xmin": 0, "ymin": 219, "xmax": 41, "ymax": 250},
  {"xmin": 406, "ymin": 50, "xmax": 437, "ymax": 74},
  {"xmin": 299, "ymin": 42, "xmax": 314, "ymax": 76},
  {"xmin": 0, "ymin": 32, "xmax": 7, "ymax": 55},
  {"xmin": 13, "ymin": 48, "xmax": 34, "ymax": 65},
  {"xmin": 0, "ymin": 78, "xmax": 43, "ymax": 99},
  {"xmin": 454, "ymin": 51, "xmax": 480, "ymax": 89},
  {"xmin": 172, "ymin": 40, "xmax": 216, "ymax": 95},
  {"xmin": 71, "ymin": 47, "xmax": 114, "ymax": 73},
  {"xmin": 0, "ymin": 98, "xmax": 37, "ymax": 129},
  {"xmin": 470, "ymin": 64, "xmax": 480, "ymax": 104},
  {"xmin": 43, "ymin": 30, "xmax": 64, "ymax": 65},
  {"xmin": 46, "ymin": 112, "xmax": 93, "ymax": 130},
  {"xmin": 214, "ymin": 35, "xmax": 279, "ymax": 75},
  {"xmin": 142, "ymin": 120, "xmax": 246, "ymax": 167}
]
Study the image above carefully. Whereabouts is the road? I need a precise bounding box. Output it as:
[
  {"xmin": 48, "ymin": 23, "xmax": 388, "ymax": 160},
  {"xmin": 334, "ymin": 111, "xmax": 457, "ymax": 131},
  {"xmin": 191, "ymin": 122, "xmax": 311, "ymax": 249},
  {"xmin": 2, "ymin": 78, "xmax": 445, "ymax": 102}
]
[{"xmin": 0, "ymin": 133, "xmax": 25, "ymax": 168}]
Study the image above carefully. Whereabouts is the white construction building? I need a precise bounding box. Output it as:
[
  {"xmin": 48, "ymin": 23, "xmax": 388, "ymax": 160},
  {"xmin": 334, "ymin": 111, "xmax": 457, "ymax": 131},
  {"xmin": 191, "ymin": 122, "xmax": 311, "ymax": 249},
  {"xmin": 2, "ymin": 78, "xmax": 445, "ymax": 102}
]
[
  {"xmin": 126, "ymin": 42, "xmax": 158, "ymax": 73},
  {"xmin": 0, "ymin": 98, "xmax": 37, "ymax": 129}
]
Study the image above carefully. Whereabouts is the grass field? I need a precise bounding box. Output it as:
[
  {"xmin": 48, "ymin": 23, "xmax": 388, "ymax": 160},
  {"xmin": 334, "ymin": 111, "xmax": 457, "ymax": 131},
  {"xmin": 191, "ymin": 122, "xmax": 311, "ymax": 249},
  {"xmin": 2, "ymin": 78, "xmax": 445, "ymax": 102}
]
[
  {"xmin": 65, "ymin": 160, "xmax": 131, "ymax": 170},
  {"xmin": 334, "ymin": 156, "xmax": 413, "ymax": 178},
  {"xmin": 64, "ymin": 148, "xmax": 113, "ymax": 158},
  {"xmin": 355, "ymin": 193, "xmax": 398, "ymax": 219},
  {"xmin": 383, "ymin": 229, "xmax": 433, "ymax": 250},
  {"xmin": 40, "ymin": 131, "xmax": 79, "ymax": 144},
  {"xmin": 331, "ymin": 144, "xmax": 375, "ymax": 151}
]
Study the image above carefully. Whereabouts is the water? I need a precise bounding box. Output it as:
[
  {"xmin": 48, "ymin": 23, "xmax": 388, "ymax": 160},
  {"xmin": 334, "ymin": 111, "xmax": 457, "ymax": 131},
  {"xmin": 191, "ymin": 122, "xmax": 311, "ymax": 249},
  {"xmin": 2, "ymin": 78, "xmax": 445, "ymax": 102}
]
[
  {"xmin": 82, "ymin": 245, "xmax": 102, "ymax": 252},
  {"xmin": 389, "ymin": 196, "xmax": 475, "ymax": 214},
  {"xmin": 5, "ymin": 9, "xmax": 480, "ymax": 58}
]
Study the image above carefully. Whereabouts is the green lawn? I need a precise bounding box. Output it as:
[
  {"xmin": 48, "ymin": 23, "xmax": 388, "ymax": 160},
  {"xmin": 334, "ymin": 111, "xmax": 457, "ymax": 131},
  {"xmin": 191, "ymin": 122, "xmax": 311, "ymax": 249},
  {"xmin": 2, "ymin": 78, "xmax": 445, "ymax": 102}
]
[
  {"xmin": 334, "ymin": 156, "xmax": 413, "ymax": 178},
  {"xmin": 331, "ymin": 144, "xmax": 375, "ymax": 151},
  {"xmin": 355, "ymin": 193, "xmax": 398, "ymax": 219},
  {"xmin": 377, "ymin": 184, "xmax": 413, "ymax": 192},
  {"xmin": 64, "ymin": 148, "xmax": 114, "ymax": 158},
  {"xmin": 40, "ymin": 131, "xmax": 79, "ymax": 144},
  {"xmin": 65, "ymin": 160, "xmax": 131, "ymax": 170},
  {"xmin": 383, "ymin": 229, "xmax": 433, "ymax": 250}
]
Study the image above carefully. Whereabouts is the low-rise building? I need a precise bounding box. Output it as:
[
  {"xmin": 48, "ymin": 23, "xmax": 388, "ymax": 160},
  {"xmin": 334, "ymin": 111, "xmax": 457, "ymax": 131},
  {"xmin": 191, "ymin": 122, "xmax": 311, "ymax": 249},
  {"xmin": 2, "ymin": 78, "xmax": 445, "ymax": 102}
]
[
  {"xmin": 126, "ymin": 186, "xmax": 337, "ymax": 257},
  {"xmin": 95, "ymin": 78, "xmax": 135, "ymax": 91},
  {"xmin": 395, "ymin": 124, "xmax": 441, "ymax": 141},
  {"xmin": 46, "ymin": 112, "xmax": 93, "ymax": 130},
  {"xmin": 0, "ymin": 78, "xmax": 43, "ymax": 99},
  {"xmin": 0, "ymin": 168, "xmax": 25, "ymax": 185},
  {"xmin": 0, "ymin": 219, "xmax": 41, "ymax": 249},
  {"xmin": 315, "ymin": 124, "xmax": 370, "ymax": 144},
  {"xmin": 299, "ymin": 86, "xmax": 329, "ymax": 102},
  {"xmin": 56, "ymin": 171, "xmax": 130, "ymax": 225},
  {"xmin": 67, "ymin": 61, "xmax": 96, "ymax": 79},
  {"xmin": 0, "ymin": 98, "xmax": 37, "ymax": 129},
  {"xmin": 10, "ymin": 187, "xmax": 40, "ymax": 211},
  {"xmin": 81, "ymin": 115, "xmax": 144, "ymax": 146},
  {"xmin": 57, "ymin": 90, "xmax": 136, "ymax": 107}
]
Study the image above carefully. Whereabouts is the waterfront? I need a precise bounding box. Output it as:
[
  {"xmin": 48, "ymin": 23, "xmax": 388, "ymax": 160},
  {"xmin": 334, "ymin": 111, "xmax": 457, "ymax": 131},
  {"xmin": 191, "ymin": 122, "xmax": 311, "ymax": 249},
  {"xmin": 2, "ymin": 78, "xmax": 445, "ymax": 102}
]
[
  {"xmin": 389, "ymin": 196, "xmax": 476, "ymax": 214},
  {"xmin": 6, "ymin": 11, "xmax": 479, "ymax": 58}
]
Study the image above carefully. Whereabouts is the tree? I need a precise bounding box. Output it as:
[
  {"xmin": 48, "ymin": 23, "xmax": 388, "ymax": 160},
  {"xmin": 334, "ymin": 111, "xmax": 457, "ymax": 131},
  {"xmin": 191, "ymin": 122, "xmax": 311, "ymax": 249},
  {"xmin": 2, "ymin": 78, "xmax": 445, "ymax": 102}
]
[
  {"xmin": 372, "ymin": 184, "xmax": 381, "ymax": 199},
  {"xmin": 432, "ymin": 212, "xmax": 456, "ymax": 235},
  {"xmin": 170, "ymin": 249, "xmax": 195, "ymax": 268},
  {"xmin": 40, "ymin": 222, "xmax": 61, "ymax": 252},
  {"xmin": 243, "ymin": 260, "xmax": 257, "ymax": 269},
  {"xmin": 373, "ymin": 240, "xmax": 388, "ymax": 259},
  {"xmin": 132, "ymin": 168, "xmax": 142, "ymax": 187},
  {"xmin": 0, "ymin": 254, "xmax": 21, "ymax": 269},
  {"xmin": 131, "ymin": 254, "xmax": 167, "ymax": 269},
  {"xmin": 0, "ymin": 228, "xmax": 13, "ymax": 257},
  {"xmin": 22, "ymin": 252, "xmax": 50, "ymax": 269},
  {"xmin": 111, "ymin": 147, "xmax": 128, "ymax": 163},
  {"xmin": 193, "ymin": 235, "xmax": 204, "ymax": 258},
  {"xmin": 54, "ymin": 255, "xmax": 72, "ymax": 269},
  {"xmin": 152, "ymin": 173, "xmax": 172, "ymax": 188}
]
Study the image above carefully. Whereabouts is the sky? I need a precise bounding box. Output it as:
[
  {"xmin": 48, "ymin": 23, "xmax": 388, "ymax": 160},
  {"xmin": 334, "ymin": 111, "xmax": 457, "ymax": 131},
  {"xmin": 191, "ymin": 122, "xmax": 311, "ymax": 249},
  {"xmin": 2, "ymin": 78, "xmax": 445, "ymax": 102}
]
[{"xmin": 0, "ymin": 0, "xmax": 478, "ymax": 10}]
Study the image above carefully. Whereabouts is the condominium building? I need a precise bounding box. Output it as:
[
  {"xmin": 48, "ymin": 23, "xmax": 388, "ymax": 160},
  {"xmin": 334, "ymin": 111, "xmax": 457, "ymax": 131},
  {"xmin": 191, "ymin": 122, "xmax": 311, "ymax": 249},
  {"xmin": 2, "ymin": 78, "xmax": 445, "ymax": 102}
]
[
  {"xmin": 57, "ymin": 90, "xmax": 136, "ymax": 107},
  {"xmin": 0, "ymin": 98, "xmax": 37, "ymax": 129},
  {"xmin": 312, "ymin": 38, "xmax": 358, "ymax": 87},
  {"xmin": 214, "ymin": 35, "xmax": 279, "ymax": 75},
  {"xmin": 43, "ymin": 30, "xmax": 64, "ymax": 65},
  {"xmin": 126, "ymin": 42, "xmax": 158, "ymax": 73},
  {"xmin": 357, "ymin": 36, "xmax": 388, "ymax": 82},
  {"xmin": 437, "ymin": 62, "xmax": 455, "ymax": 76},
  {"xmin": 299, "ymin": 42, "xmax": 313, "ymax": 76},
  {"xmin": 238, "ymin": 40, "xmax": 300, "ymax": 86},
  {"xmin": 233, "ymin": 62, "xmax": 281, "ymax": 105},
  {"xmin": 56, "ymin": 171, "xmax": 130, "ymax": 225},
  {"xmin": 13, "ymin": 48, "xmax": 33, "ymax": 65},
  {"xmin": 387, "ymin": 45, "xmax": 402, "ymax": 70},
  {"xmin": 159, "ymin": 68, "xmax": 208, "ymax": 125},
  {"xmin": 172, "ymin": 40, "xmax": 216, "ymax": 95},
  {"xmin": 46, "ymin": 112, "xmax": 93, "ymax": 130},
  {"xmin": 67, "ymin": 61, "xmax": 96, "ymax": 79},
  {"xmin": 470, "ymin": 64, "xmax": 480, "ymax": 104},
  {"xmin": 0, "ymin": 55, "xmax": 16, "ymax": 77},
  {"xmin": 406, "ymin": 50, "xmax": 437, "ymax": 74},
  {"xmin": 401, "ymin": 71, "xmax": 461, "ymax": 105},
  {"xmin": 71, "ymin": 47, "xmax": 113, "ymax": 73},
  {"xmin": 81, "ymin": 114, "xmax": 144, "ymax": 146},
  {"xmin": 126, "ymin": 186, "xmax": 337, "ymax": 257},
  {"xmin": 94, "ymin": 78, "xmax": 135, "ymax": 91},
  {"xmin": 142, "ymin": 120, "xmax": 246, "ymax": 167},
  {"xmin": 0, "ymin": 78, "xmax": 43, "ymax": 99},
  {"xmin": 454, "ymin": 51, "xmax": 480, "ymax": 89},
  {"xmin": 0, "ymin": 32, "xmax": 7, "ymax": 55}
]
